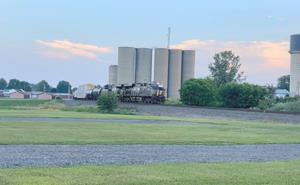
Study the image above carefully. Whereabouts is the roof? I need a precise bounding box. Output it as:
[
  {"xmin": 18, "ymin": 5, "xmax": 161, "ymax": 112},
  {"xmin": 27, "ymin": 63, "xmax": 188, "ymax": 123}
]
[
  {"xmin": 30, "ymin": 91, "xmax": 51, "ymax": 96},
  {"xmin": 275, "ymin": 89, "xmax": 289, "ymax": 94}
]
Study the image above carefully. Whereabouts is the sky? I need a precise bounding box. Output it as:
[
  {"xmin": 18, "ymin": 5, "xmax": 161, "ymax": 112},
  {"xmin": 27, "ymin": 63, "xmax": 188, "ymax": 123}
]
[{"xmin": 0, "ymin": 0, "xmax": 299, "ymax": 87}]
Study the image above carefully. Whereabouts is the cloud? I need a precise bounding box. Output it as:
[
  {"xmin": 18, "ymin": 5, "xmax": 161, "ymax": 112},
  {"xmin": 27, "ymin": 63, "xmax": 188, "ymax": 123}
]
[
  {"xmin": 172, "ymin": 39, "xmax": 290, "ymax": 84},
  {"xmin": 36, "ymin": 40, "xmax": 113, "ymax": 60}
]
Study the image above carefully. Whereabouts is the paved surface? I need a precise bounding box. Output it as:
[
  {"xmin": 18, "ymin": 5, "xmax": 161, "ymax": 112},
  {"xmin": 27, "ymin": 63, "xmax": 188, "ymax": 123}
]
[
  {"xmin": 0, "ymin": 117, "xmax": 197, "ymax": 126},
  {"xmin": 1, "ymin": 144, "xmax": 300, "ymax": 168}
]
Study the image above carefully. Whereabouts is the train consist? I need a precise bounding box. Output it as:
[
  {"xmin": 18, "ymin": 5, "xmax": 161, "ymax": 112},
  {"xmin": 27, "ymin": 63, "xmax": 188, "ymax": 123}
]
[{"xmin": 73, "ymin": 82, "xmax": 166, "ymax": 104}]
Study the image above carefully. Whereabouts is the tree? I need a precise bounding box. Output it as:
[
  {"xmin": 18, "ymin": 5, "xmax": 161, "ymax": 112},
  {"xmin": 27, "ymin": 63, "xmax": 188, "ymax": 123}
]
[
  {"xmin": 19, "ymin": 81, "xmax": 32, "ymax": 91},
  {"xmin": 97, "ymin": 93, "xmax": 119, "ymax": 112},
  {"xmin": 180, "ymin": 79, "xmax": 217, "ymax": 106},
  {"xmin": 0, "ymin": 78, "xmax": 7, "ymax": 90},
  {"xmin": 56, "ymin": 81, "xmax": 72, "ymax": 93},
  {"xmin": 50, "ymin": 88, "xmax": 58, "ymax": 93},
  {"xmin": 277, "ymin": 75, "xmax": 290, "ymax": 91},
  {"xmin": 209, "ymin": 51, "xmax": 244, "ymax": 86},
  {"xmin": 36, "ymin": 80, "xmax": 51, "ymax": 92},
  {"xmin": 7, "ymin": 79, "xmax": 21, "ymax": 89},
  {"xmin": 219, "ymin": 83, "xmax": 268, "ymax": 108}
]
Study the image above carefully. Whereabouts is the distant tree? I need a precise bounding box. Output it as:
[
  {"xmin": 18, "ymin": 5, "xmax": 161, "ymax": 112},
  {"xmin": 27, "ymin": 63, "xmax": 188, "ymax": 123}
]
[
  {"xmin": 72, "ymin": 88, "xmax": 78, "ymax": 93},
  {"xmin": 180, "ymin": 79, "xmax": 217, "ymax": 106},
  {"xmin": 209, "ymin": 51, "xmax": 244, "ymax": 86},
  {"xmin": 36, "ymin": 80, "xmax": 51, "ymax": 92},
  {"xmin": 56, "ymin": 81, "xmax": 71, "ymax": 93},
  {"xmin": 7, "ymin": 79, "xmax": 21, "ymax": 89},
  {"xmin": 0, "ymin": 78, "xmax": 7, "ymax": 90},
  {"xmin": 277, "ymin": 75, "xmax": 290, "ymax": 91},
  {"xmin": 50, "ymin": 88, "xmax": 58, "ymax": 93},
  {"xmin": 19, "ymin": 81, "xmax": 32, "ymax": 91}
]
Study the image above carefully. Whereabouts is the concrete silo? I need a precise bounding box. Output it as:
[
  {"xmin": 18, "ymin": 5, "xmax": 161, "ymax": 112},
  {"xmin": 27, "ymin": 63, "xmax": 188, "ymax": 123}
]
[
  {"xmin": 181, "ymin": 50, "xmax": 195, "ymax": 85},
  {"xmin": 135, "ymin": 48, "xmax": 152, "ymax": 83},
  {"xmin": 154, "ymin": 48, "xmax": 169, "ymax": 92},
  {"xmin": 117, "ymin": 47, "xmax": 136, "ymax": 84},
  {"xmin": 290, "ymin": 34, "xmax": 300, "ymax": 97},
  {"xmin": 108, "ymin": 65, "xmax": 118, "ymax": 85},
  {"xmin": 168, "ymin": 49, "xmax": 182, "ymax": 99}
]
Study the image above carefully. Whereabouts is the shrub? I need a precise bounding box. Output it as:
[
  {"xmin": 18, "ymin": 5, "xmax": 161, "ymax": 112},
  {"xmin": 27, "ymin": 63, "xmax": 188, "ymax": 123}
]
[
  {"xmin": 180, "ymin": 79, "xmax": 217, "ymax": 106},
  {"xmin": 97, "ymin": 93, "xmax": 119, "ymax": 112},
  {"xmin": 219, "ymin": 83, "xmax": 268, "ymax": 108},
  {"xmin": 270, "ymin": 100, "xmax": 300, "ymax": 112}
]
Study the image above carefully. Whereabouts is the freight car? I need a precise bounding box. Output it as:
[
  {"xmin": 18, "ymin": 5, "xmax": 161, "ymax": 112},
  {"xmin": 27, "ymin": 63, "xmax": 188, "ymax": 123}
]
[{"xmin": 73, "ymin": 82, "xmax": 166, "ymax": 104}]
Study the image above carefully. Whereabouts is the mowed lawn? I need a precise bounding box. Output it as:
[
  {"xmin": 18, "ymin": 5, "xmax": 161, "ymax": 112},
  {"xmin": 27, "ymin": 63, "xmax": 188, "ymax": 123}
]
[
  {"xmin": 0, "ymin": 161, "xmax": 300, "ymax": 185},
  {"xmin": 0, "ymin": 118, "xmax": 300, "ymax": 145}
]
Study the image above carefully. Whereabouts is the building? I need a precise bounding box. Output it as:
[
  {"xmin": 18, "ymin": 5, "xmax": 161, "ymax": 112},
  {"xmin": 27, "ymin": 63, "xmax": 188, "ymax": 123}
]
[
  {"xmin": 52, "ymin": 93, "xmax": 73, "ymax": 100},
  {"xmin": 274, "ymin": 89, "xmax": 290, "ymax": 98},
  {"xmin": 108, "ymin": 65, "xmax": 118, "ymax": 85},
  {"xmin": 114, "ymin": 47, "xmax": 196, "ymax": 99},
  {"xmin": 290, "ymin": 34, "xmax": 300, "ymax": 97},
  {"xmin": 30, "ymin": 92, "xmax": 53, "ymax": 100},
  {"xmin": 9, "ymin": 90, "xmax": 29, "ymax": 99}
]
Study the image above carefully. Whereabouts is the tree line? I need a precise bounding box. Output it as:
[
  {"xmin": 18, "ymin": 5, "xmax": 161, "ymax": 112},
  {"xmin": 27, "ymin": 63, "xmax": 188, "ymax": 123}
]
[
  {"xmin": 180, "ymin": 50, "xmax": 290, "ymax": 109},
  {"xmin": 0, "ymin": 78, "xmax": 72, "ymax": 93}
]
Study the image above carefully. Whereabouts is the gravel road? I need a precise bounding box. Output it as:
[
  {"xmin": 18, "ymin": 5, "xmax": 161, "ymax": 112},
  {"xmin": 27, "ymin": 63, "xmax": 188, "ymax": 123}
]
[
  {"xmin": 1, "ymin": 144, "xmax": 300, "ymax": 168},
  {"xmin": 121, "ymin": 103, "xmax": 300, "ymax": 124},
  {"xmin": 64, "ymin": 101, "xmax": 300, "ymax": 123}
]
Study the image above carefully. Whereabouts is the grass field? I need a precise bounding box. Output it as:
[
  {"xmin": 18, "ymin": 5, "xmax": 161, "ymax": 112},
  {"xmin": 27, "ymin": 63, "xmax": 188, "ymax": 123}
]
[
  {"xmin": 0, "ymin": 161, "xmax": 300, "ymax": 185},
  {"xmin": 1, "ymin": 99, "xmax": 299, "ymax": 184},
  {"xmin": 0, "ymin": 99, "xmax": 49, "ymax": 109},
  {"xmin": 0, "ymin": 120, "xmax": 300, "ymax": 145}
]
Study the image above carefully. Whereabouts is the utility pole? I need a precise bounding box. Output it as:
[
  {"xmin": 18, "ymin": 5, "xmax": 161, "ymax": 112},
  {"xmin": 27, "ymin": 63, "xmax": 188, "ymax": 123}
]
[{"xmin": 167, "ymin": 27, "xmax": 171, "ymax": 49}]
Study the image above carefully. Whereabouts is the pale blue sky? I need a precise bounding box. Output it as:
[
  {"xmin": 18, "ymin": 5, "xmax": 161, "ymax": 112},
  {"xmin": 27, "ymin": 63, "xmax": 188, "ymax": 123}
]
[{"xmin": 0, "ymin": 0, "xmax": 299, "ymax": 87}]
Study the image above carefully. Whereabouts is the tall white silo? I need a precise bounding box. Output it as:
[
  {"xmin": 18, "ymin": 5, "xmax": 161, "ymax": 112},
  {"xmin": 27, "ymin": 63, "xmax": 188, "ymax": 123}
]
[
  {"xmin": 290, "ymin": 34, "xmax": 300, "ymax": 97},
  {"xmin": 168, "ymin": 49, "xmax": 182, "ymax": 99},
  {"xmin": 108, "ymin": 65, "xmax": 118, "ymax": 85},
  {"xmin": 154, "ymin": 48, "xmax": 169, "ymax": 92},
  {"xmin": 181, "ymin": 50, "xmax": 195, "ymax": 85},
  {"xmin": 117, "ymin": 47, "xmax": 136, "ymax": 84},
  {"xmin": 135, "ymin": 48, "xmax": 152, "ymax": 83}
]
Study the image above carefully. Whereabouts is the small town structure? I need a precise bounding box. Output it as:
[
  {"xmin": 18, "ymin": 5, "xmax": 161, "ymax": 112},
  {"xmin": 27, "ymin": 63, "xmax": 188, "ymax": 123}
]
[
  {"xmin": 52, "ymin": 93, "xmax": 73, "ymax": 100},
  {"xmin": 9, "ymin": 90, "xmax": 29, "ymax": 99},
  {"xmin": 274, "ymin": 89, "xmax": 290, "ymax": 98},
  {"xmin": 30, "ymin": 92, "xmax": 53, "ymax": 100}
]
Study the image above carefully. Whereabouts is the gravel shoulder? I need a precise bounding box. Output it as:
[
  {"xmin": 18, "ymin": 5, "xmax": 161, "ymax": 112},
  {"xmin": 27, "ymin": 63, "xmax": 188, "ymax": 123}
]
[
  {"xmin": 121, "ymin": 103, "xmax": 300, "ymax": 124},
  {"xmin": 64, "ymin": 100, "xmax": 300, "ymax": 124},
  {"xmin": 1, "ymin": 144, "xmax": 300, "ymax": 168}
]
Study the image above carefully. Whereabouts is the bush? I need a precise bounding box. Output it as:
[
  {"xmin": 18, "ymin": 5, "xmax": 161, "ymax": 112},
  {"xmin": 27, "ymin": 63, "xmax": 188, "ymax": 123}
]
[
  {"xmin": 180, "ymin": 79, "xmax": 217, "ymax": 106},
  {"xmin": 219, "ymin": 83, "xmax": 268, "ymax": 108},
  {"xmin": 97, "ymin": 93, "xmax": 119, "ymax": 112},
  {"xmin": 270, "ymin": 100, "xmax": 300, "ymax": 112}
]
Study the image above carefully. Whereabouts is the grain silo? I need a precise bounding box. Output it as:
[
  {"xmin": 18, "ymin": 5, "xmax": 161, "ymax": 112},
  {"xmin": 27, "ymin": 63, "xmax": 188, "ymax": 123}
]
[
  {"xmin": 168, "ymin": 49, "xmax": 182, "ymax": 99},
  {"xmin": 117, "ymin": 47, "xmax": 136, "ymax": 84},
  {"xmin": 154, "ymin": 48, "xmax": 169, "ymax": 92},
  {"xmin": 181, "ymin": 50, "xmax": 195, "ymax": 85},
  {"xmin": 135, "ymin": 48, "xmax": 152, "ymax": 83},
  {"xmin": 290, "ymin": 34, "xmax": 300, "ymax": 96},
  {"xmin": 108, "ymin": 65, "xmax": 118, "ymax": 85}
]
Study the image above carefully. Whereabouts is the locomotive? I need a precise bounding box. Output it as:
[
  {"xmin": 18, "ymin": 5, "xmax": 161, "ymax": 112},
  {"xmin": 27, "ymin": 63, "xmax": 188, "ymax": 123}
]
[{"xmin": 73, "ymin": 82, "xmax": 166, "ymax": 104}]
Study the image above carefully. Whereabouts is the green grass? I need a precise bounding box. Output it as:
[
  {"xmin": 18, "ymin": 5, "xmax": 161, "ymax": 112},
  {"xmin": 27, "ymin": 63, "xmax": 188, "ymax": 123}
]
[
  {"xmin": 0, "ymin": 161, "xmax": 300, "ymax": 185},
  {"xmin": 0, "ymin": 119, "xmax": 300, "ymax": 145},
  {"xmin": 0, "ymin": 99, "xmax": 49, "ymax": 109}
]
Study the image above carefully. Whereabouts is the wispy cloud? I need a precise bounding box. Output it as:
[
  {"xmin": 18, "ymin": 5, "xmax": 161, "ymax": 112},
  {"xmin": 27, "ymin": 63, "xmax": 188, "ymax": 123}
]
[
  {"xmin": 36, "ymin": 40, "xmax": 113, "ymax": 61},
  {"xmin": 172, "ymin": 39, "xmax": 290, "ymax": 84}
]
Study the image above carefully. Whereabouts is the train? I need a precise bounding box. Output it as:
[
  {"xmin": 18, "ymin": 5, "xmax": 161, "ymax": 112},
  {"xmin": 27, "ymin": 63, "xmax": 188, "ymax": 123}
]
[{"xmin": 73, "ymin": 82, "xmax": 166, "ymax": 104}]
